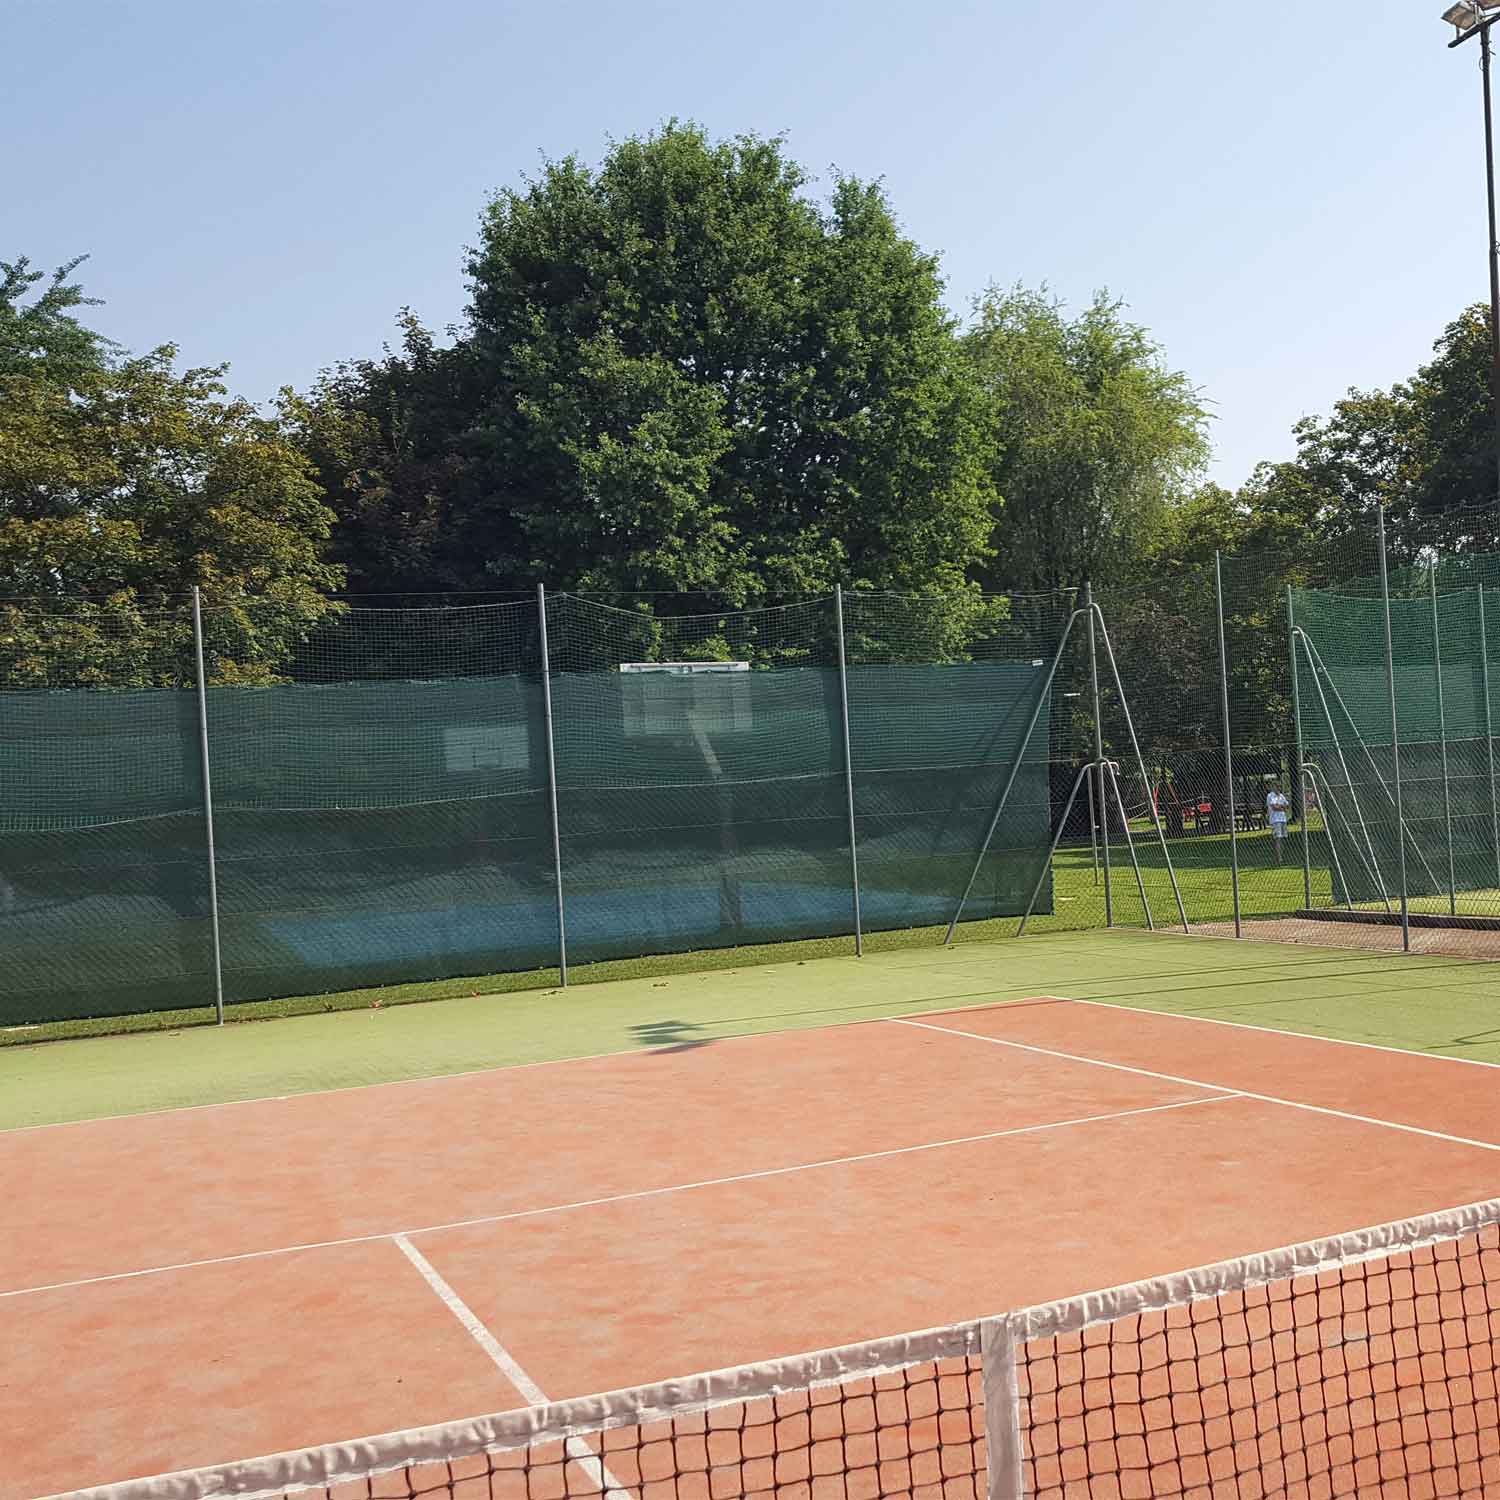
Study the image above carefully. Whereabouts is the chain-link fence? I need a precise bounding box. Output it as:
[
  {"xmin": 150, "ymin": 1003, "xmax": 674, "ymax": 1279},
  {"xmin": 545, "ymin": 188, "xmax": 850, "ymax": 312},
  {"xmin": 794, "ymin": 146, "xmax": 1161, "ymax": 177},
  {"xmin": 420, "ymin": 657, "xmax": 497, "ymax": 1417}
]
[{"xmin": 6, "ymin": 502, "xmax": 1500, "ymax": 1027}]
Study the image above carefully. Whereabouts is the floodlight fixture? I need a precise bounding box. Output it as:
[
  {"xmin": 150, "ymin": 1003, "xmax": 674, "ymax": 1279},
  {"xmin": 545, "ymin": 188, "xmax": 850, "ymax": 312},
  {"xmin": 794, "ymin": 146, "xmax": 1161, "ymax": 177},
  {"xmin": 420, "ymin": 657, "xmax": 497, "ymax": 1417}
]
[{"xmin": 1444, "ymin": 1, "xmax": 1500, "ymax": 34}]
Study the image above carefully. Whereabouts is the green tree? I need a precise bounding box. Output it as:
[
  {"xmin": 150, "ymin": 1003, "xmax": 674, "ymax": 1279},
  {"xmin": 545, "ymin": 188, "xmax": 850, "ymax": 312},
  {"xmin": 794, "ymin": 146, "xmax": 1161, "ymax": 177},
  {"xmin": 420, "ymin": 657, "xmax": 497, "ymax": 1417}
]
[
  {"xmin": 301, "ymin": 124, "xmax": 995, "ymax": 617},
  {"xmin": 0, "ymin": 255, "xmax": 113, "ymax": 383},
  {"xmin": 965, "ymin": 286, "xmax": 1209, "ymax": 591},
  {"xmin": 0, "ymin": 257, "xmax": 342, "ymax": 685},
  {"xmin": 1242, "ymin": 306, "xmax": 1500, "ymax": 576}
]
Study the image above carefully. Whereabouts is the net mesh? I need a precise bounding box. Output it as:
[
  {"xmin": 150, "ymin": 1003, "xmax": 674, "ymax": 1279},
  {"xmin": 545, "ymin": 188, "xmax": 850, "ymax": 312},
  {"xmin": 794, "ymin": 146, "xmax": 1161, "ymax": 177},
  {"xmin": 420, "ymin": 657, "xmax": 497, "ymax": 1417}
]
[
  {"xmin": 1019, "ymin": 1225, "xmax": 1500, "ymax": 1500},
  {"xmin": 62, "ymin": 1201, "xmax": 1500, "ymax": 1500}
]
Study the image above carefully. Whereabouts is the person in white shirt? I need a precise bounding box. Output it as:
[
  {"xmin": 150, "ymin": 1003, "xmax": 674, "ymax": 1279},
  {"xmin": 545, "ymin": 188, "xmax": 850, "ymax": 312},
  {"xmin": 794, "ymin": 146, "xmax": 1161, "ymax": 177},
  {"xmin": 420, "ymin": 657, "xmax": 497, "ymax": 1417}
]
[{"xmin": 1266, "ymin": 784, "xmax": 1290, "ymax": 862}]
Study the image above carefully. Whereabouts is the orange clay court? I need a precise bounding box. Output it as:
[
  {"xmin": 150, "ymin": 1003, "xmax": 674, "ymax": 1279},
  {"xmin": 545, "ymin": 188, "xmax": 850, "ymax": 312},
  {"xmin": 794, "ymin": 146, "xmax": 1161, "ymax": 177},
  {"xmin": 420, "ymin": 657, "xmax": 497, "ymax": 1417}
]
[{"xmin": 6, "ymin": 993, "xmax": 1500, "ymax": 1500}]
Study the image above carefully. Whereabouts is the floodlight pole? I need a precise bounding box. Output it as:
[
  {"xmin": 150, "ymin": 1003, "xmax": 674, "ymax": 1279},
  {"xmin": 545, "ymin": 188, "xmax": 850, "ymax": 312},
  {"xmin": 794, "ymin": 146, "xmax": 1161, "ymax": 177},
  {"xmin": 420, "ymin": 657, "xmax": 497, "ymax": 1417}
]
[
  {"xmin": 1377, "ymin": 506, "xmax": 1412, "ymax": 951},
  {"xmin": 191, "ymin": 588, "xmax": 225, "ymax": 1025},
  {"xmin": 1449, "ymin": 7, "xmax": 1500, "ymax": 501},
  {"xmin": 537, "ymin": 584, "xmax": 568, "ymax": 986},
  {"xmin": 834, "ymin": 586, "xmax": 863, "ymax": 956}
]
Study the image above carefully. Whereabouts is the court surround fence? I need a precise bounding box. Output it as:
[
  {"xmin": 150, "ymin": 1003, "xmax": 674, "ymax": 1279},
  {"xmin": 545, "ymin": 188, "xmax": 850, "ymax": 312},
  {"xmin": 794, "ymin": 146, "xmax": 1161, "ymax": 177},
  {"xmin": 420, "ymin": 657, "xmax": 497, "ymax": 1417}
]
[
  {"xmin": 1, "ymin": 588, "xmax": 1084, "ymax": 1026},
  {"xmin": 9, "ymin": 499, "xmax": 1500, "ymax": 1027},
  {"xmin": 59, "ymin": 1193, "xmax": 1500, "ymax": 1500}
]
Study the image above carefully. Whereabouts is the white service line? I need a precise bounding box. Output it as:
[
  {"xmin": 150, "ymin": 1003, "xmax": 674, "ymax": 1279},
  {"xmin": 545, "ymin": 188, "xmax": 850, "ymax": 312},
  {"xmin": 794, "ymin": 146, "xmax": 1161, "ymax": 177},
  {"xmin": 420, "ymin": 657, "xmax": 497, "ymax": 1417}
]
[
  {"xmin": 1052, "ymin": 992, "xmax": 1500, "ymax": 1072},
  {"xmin": 394, "ymin": 1235, "xmax": 633, "ymax": 1499},
  {"xmin": 0, "ymin": 1092, "xmax": 1237, "ymax": 1301},
  {"xmin": 892, "ymin": 1017, "xmax": 1500, "ymax": 1154}
]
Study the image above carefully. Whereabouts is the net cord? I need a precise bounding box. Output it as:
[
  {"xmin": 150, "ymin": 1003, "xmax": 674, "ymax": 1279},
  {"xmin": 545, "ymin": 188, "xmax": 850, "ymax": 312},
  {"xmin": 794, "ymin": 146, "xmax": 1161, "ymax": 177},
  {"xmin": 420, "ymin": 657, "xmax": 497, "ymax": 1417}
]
[{"xmin": 52, "ymin": 1193, "xmax": 1500, "ymax": 1500}]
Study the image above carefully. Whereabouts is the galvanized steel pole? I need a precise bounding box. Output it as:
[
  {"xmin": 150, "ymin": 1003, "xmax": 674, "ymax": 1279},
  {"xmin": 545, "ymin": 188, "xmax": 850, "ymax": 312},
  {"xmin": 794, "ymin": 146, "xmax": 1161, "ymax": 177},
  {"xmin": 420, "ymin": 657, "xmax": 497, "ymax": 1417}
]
[
  {"xmin": 191, "ymin": 588, "xmax": 225, "ymax": 1024},
  {"xmin": 1480, "ymin": 585, "xmax": 1500, "ymax": 885},
  {"xmin": 1377, "ymin": 507, "xmax": 1411, "ymax": 951},
  {"xmin": 537, "ymin": 584, "xmax": 568, "ymax": 985},
  {"xmin": 1287, "ymin": 588, "xmax": 1313, "ymax": 911},
  {"xmin": 1215, "ymin": 553, "xmax": 1241, "ymax": 937},
  {"xmin": 945, "ymin": 608, "xmax": 1085, "ymax": 943},
  {"xmin": 1091, "ymin": 605, "xmax": 1190, "ymax": 933},
  {"xmin": 1431, "ymin": 569, "xmax": 1458, "ymax": 915},
  {"xmin": 1082, "ymin": 583, "xmax": 1112, "ymax": 928},
  {"xmin": 834, "ymin": 586, "xmax": 863, "ymax": 956}
]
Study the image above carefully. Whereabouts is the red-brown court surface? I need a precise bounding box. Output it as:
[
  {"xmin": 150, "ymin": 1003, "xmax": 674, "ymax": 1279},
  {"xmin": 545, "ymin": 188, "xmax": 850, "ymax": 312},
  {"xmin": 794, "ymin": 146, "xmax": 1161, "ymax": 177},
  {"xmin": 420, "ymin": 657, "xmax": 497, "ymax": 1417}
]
[{"xmin": 5, "ymin": 996, "xmax": 1500, "ymax": 1500}]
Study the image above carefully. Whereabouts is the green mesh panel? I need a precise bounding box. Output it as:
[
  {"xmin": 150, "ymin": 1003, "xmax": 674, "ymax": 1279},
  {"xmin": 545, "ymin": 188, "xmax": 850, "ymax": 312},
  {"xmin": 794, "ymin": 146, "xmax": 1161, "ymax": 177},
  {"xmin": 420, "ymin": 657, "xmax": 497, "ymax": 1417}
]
[
  {"xmin": 1291, "ymin": 584, "xmax": 1500, "ymax": 907},
  {"xmin": 843, "ymin": 593, "xmax": 1061, "ymax": 932},
  {"xmin": 0, "ymin": 617, "xmax": 215, "ymax": 1025},
  {"xmin": 547, "ymin": 593, "xmax": 1057, "ymax": 965},
  {"xmin": 846, "ymin": 661, "xmax": 1053, "ymax": 932},
  {"xmin": 1, "ymin": 592, "xmax": 1064, "ymax": 1024},
  {"xmin": 205, "ymin": 603, "xmax": 558, "ymax": 1002}
]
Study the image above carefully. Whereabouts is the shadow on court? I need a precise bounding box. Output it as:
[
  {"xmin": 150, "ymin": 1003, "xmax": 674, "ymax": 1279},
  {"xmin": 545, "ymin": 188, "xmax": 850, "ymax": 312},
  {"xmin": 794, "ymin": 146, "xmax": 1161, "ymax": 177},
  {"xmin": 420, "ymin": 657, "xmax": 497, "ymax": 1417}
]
[{"xmin": 630, "ymin": 1018, "xmax": 712, "ymax": 1053}]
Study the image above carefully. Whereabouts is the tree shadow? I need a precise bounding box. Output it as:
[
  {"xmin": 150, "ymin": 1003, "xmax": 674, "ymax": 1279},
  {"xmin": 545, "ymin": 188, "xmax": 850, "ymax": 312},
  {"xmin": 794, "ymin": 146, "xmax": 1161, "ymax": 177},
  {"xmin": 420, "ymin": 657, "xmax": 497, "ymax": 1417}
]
[{"xmin": 631, "ymin": 1018, "xmax": 712, "ymax": 1053}]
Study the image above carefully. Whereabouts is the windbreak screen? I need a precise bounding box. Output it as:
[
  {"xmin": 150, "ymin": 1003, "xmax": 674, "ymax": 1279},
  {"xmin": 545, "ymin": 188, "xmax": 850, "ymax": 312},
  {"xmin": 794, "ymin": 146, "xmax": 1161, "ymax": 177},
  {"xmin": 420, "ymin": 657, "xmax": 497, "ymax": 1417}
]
[
  {"xmin": 205, "ymin": 602, "xmax": 558, "ymax": 1002},
  {"xmin": 1291, "ymin": 585, "xmax": 1500, "ymax": 907},
  {"xmin": 0, "ymin": 618, "xmax": 214, "ymax": 1025},
  {"xmin": 843, "ymin": 594, "xmax": 1062, "ymax": 932},
  {"xmin": 546, "ymin": 596, "xmax": 853, "ymax": 964}
]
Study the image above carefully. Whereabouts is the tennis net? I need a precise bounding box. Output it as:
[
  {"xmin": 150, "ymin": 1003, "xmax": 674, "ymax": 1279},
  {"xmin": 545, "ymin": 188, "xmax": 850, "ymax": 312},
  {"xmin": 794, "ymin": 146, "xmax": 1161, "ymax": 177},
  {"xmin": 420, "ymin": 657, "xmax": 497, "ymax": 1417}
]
[{"xmin": 60, "ymin": 1198, "xmax": 1500, "ymax": 1500}]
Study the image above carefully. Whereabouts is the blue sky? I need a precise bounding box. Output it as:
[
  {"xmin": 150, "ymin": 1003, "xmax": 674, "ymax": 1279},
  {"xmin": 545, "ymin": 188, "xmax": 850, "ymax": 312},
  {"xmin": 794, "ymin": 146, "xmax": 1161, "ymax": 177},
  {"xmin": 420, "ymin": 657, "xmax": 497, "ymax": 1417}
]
[{"xmin": 6, "ymin": 0, "xmax": 1487, "ymax": 489}]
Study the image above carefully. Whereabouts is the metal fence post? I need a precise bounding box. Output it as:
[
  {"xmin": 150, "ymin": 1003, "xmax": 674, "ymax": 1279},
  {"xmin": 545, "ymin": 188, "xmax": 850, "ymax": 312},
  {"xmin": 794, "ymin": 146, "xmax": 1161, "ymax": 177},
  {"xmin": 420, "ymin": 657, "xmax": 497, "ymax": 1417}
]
[
  {"xmin": 1431, "ymin": 568, "xmax": 1457, "ymax": 915},
  {"xmin": 1376, "ymin": 507, "xmax": 1411, "ymax": 952},
  {"xmin": 1085, "ymin": 762, "xmax": 1100, "ymax": 886},
  {"xmin": 537, "ymin": 584, "xmax": 568, "ymax": 985},
  {"xmin": 1090, "ymin": 605, "xmax": 1190, "ymax": 932},
  {"xmin": 1082, "ymin": 582, "xmax": 1112, "ymax": 927},
  {"xmin": 190, "ymin": 588, "xmax": 225, "ymax": 1024},
  {"xmin": 1480, "ymin": 584, "xmax": 1500, "ymax": 886},
  {"xmin": 1215, "ymin": 553, "xmax": 1241, "ymax": 937},
  {"xmin": 945, "ymin": 607, "xmax": 1085, "ymax": 943},
  {"xmin": 1287, "ymin": 588, "xmax": 1313, "ymax": 911},
  {"xmin": 834, "ymin": 587, "xmax": 864, "ymax": 956}
]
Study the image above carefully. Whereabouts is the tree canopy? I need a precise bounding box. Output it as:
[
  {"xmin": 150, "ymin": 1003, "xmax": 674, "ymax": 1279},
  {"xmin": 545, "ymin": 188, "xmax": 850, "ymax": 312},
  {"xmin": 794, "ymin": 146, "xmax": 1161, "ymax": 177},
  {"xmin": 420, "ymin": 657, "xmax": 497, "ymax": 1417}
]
[
  {"xmin": 299, "ymin": 123, "xmax": 995, "ymax": 606},
  {"xmin": 12, "ymin": 126, "xmax": 1500, "ymax": 730},
  {"xmin": 1241, "ymin": 305, "xmax": 1500, "ymax": 575},
  {"xmin": 964, "ymin": 285, "xmax": 1210, "ymax": 593},
  {"xmin": 0, "ymin": 257, "xmax": 341, "ymax": 684}
]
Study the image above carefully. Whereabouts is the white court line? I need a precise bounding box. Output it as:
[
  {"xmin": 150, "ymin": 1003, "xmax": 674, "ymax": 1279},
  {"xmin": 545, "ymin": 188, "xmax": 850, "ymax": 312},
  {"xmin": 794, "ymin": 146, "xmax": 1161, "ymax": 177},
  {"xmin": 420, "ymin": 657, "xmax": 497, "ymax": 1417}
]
[
  {"xmin": 0, "ymin": 1092, "xmax": 1236, "ymax": 1301},
  {"xmin": 0, "ymin": 985, "xmax": 1015, "ymax": 1139},
  {"xmin": 1050, "ymin": 992, "xmax": 1500, "ymax": 1072},
  {"xmin": 394, "ymin": 1235, "xmax": 632, "ymax": 1499},
  {"xmin": 892, "ymin": 1017, "xmax": 1500, "ymax": 1154},
  {"xmin": 9, "ymin": 946, "xmax": 1487, "ymax": 1140}
]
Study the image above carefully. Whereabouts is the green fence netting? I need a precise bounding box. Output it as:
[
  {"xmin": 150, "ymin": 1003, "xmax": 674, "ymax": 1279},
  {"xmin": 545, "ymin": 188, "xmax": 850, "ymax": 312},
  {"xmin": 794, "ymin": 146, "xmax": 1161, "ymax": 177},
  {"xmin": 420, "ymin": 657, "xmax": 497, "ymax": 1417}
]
[
  {"xmin": 0, "ymin": 591, "xmax": 1063, "ymax": 1025},
  {"xmin": 1291, "ymin": 583, "xmax": 1500, "ymax": 909},
  {"xmin": 0, "ymin": 616, "xmax": 216, "ymax": 1022}
]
